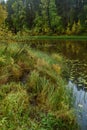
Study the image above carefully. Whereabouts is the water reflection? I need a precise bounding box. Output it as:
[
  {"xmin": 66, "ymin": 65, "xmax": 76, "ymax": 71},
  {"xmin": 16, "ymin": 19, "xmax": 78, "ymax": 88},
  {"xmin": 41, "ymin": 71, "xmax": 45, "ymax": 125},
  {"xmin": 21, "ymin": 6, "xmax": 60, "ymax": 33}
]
[
  {"xmin": 67, "ymin": 60, "xmax": 87, "ymax": 89},
  {"xmin": 30, "ymin": 39, "xmax": 87, "ymax": 129},
  {"xmin": 31, "ymin": 40, "xmax": 87, "ymax": 88},
  {"xmin": 30, "ymin": 40, "xmax": 87, "ymax": 61},
  {"xmin": 68, "ymin": 81, "xmax": 87, "ymax": 130}
]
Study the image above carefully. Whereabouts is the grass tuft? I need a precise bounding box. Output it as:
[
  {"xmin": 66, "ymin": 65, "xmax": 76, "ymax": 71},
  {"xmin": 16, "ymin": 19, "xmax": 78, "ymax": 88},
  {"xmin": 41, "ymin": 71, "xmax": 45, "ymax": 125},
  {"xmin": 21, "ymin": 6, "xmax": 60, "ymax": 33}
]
[{"xmin": 0, "ymin": 43, "xmax": 79, "ymax": 129}]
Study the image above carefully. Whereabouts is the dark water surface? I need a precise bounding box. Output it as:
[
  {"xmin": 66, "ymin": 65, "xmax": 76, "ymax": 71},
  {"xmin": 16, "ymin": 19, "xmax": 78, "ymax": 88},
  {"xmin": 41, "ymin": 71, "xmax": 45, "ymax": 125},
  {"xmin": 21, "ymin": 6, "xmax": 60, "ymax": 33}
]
[
  {"xmin": 30, "ymin": 40, "xmax": 87, "ymax": 130},
  {"xmin": 31, "ymin": 40, "xmax": 87, "ymax": 88}
]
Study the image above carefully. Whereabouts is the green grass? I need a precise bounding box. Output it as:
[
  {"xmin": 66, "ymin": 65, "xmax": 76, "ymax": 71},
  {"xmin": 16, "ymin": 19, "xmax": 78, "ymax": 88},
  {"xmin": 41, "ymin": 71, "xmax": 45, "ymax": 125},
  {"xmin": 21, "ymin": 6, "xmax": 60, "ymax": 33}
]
[
  {"xmin": 14, "ymin": 35, "xmax": 87, "ymax": 41},
  {"xmin": 0, "ymin": 43, "xmax": 79, "ymax": 130}
]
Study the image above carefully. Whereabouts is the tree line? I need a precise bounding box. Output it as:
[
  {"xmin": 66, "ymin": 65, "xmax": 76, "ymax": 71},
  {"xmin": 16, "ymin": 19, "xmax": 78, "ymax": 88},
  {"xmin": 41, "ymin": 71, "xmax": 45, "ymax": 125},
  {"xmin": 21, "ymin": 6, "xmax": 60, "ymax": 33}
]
[{"xmin": 0, "ymin": 0, "xmax": 87, "ymax": 35}]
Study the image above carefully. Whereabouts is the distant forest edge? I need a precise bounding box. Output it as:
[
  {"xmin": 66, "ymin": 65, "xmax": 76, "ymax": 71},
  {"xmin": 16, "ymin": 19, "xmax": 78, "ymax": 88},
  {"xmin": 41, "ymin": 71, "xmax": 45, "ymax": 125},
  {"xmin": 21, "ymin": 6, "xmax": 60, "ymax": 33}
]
[{"xmin": 0, "ymin": 0, "xmax": 87, "ymax": 35}]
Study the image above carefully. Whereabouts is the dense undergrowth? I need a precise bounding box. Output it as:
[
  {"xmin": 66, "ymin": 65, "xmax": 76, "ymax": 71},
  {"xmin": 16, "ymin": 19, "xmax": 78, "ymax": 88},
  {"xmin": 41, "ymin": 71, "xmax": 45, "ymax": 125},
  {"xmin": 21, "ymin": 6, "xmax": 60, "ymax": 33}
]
[{"xmin": 0, "ymin": 43, "xmax": 78, "ymax": 130}]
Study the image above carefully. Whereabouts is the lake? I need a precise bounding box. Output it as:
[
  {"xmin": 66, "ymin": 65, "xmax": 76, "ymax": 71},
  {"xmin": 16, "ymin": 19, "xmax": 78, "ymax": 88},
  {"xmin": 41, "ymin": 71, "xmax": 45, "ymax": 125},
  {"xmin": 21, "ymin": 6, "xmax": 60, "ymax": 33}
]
[{"xmin": 30, "ymin": 40, "xmax": 87, "ymax": 130}]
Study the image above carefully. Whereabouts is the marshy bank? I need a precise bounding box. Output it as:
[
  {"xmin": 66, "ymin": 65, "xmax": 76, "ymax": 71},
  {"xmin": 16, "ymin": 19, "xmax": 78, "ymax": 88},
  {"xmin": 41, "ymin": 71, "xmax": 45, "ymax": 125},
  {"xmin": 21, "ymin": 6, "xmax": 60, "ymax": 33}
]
[
  {"xmin": 0, "ymin": 43, "xmax": 78, "ymax": 130},
  {"xmin": 28, "ymin": 39, "xmax": 87, "ymax": 130}
]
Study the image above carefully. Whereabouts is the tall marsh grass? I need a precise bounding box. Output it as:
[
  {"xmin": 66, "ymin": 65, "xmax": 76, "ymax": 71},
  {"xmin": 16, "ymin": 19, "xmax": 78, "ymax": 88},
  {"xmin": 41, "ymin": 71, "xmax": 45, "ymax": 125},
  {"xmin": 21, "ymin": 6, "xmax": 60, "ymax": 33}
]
[{"xmin": 0, "ymin": 43, "xmax": 78, "ymax": 129}]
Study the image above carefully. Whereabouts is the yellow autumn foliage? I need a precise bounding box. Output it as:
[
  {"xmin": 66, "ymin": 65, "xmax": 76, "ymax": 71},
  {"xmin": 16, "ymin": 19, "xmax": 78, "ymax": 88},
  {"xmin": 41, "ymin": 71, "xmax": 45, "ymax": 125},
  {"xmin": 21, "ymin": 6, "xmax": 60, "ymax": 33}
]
[
  {"xmin": 52, "ymin": 64, "xmax": 61, "ymax": 74},
  {"xmin": 0, "ymin": 4, "xmax": 7, "ymax": 25}
]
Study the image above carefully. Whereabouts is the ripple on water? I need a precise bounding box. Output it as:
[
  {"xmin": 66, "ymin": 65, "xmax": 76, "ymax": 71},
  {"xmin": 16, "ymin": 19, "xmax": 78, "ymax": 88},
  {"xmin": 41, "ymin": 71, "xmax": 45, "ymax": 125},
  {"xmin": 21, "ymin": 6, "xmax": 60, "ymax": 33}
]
[{"xmin": 68, "ymin": 81, "xmax": 87, "ymax": 130}]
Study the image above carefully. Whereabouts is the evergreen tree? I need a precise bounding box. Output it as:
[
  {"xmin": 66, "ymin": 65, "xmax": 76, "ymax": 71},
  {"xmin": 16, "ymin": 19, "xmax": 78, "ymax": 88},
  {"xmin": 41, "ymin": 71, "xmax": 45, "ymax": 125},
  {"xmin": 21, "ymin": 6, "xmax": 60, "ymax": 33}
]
[
  {"xmin": 5, "ymin": 0, "xmax": 87, "ymax": 34},
  {"xmin": 49, "ymin": 0, "xmax": 63, "ymax": 33},
  {"xmin": 11, "ymin": 0, "xmax": 26, "ymax": 33},
  {"xmin": 34, "ymin": 0, "xmax": 50, "ymax": 34}
]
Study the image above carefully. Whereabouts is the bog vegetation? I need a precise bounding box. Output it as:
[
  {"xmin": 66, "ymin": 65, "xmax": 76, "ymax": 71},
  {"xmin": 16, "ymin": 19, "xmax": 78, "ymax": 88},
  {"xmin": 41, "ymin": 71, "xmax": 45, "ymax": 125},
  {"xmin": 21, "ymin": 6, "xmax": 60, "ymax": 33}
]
[
  {"xmin": 0, "ymin": 43, "xmax": 79, "ymax": 129},
  {"xmin": 0, "ymin": 0, "xmax": 85, "ymax": 129}
]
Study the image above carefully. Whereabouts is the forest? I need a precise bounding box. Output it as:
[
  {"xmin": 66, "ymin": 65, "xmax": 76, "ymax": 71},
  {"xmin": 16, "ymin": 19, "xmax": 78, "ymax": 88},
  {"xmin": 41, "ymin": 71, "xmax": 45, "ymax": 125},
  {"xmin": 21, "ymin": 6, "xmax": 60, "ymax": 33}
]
[{"xmin": 0, "ymin": 0, "xmax": 87, "ymax": 35}]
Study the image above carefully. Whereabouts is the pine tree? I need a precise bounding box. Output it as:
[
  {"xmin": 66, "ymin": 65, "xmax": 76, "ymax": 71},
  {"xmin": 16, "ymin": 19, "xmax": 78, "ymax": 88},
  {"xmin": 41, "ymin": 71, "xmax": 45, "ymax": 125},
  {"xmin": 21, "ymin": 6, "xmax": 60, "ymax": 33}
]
[
  {"xmin": 11, "ymin": 0, "xmax": 26, "ymax": 32},
  {"xmin": 49, "ymin": 0, "xmax": 63, "ymax": 33}
]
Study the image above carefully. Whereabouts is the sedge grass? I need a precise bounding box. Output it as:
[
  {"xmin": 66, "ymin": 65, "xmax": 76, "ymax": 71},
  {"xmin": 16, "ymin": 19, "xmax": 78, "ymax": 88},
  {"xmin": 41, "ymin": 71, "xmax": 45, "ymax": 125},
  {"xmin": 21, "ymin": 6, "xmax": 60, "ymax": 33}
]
[{"xmin": 0, "ymin": 43, "xmax": 79, "ymax": 130}]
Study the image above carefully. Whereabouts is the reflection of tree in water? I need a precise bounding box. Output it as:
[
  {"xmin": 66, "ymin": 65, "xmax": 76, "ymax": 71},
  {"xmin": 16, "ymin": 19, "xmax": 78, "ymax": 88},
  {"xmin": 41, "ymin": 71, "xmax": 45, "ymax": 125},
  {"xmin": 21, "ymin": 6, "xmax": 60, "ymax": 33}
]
[
  {"xmin": 62, "ymin": 41, "xmax": 87, "ymax": 89},
  {"xmin": 44, "ymin": 40, "xmax": 87, "ymax": 130},
  {"xmin": 31, "ymin": 40, "xmax": 87, "ymax": 90},
  {"xmin": 68, "ymin": 60, "xmax": 87, "ymax": 90},
  {"xmin": 31, "ymin": 40, "xmax": 87, "ymax": 61},
  {"xmin": 60, "ymin": 41, "xmax": 87, "ymax": 61}
]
